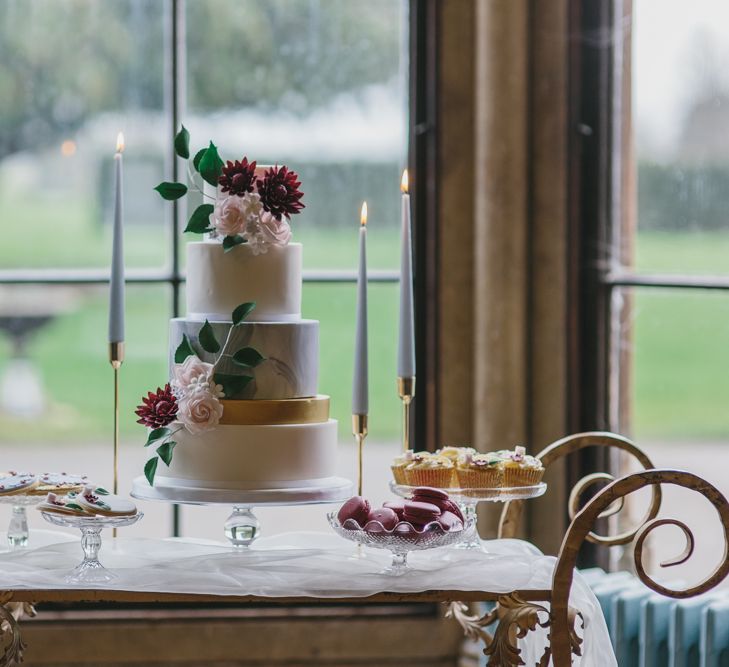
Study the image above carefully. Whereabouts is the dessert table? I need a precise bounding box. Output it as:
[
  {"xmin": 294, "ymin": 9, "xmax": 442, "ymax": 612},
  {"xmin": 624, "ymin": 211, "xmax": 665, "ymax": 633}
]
[
  {"xmin": 0, "ymin": 531, "xmax": 613, "ymax": 666},
  {"xmin": 3, "ymin": 432, "xmax": 728, "ymax": 667}
]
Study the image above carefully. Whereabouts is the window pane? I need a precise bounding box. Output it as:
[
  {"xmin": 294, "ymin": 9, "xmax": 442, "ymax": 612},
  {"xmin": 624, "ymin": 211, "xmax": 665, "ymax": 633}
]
[
  {"xmin": 634, "ymin": 0, "xmax": 729, "ymax": 274},
  {"xmin": 0, "ymin": 1, "xmax": 169, "ymax": 270},
  {"xmin": 616, "ymin": 288, "xmax": 729, "ymax": 586},
  {"xmin": 0, "ymin": 284, "xmax": 172, "ymax": 539},
  {"xmin": 184, "ymin": 0, "xmax": 408, "ymax": 271}
]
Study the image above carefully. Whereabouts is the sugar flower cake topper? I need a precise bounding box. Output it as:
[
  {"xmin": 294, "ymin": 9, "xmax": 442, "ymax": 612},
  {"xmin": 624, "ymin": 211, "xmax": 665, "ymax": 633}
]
[
  {"xmin": 135, "ymin": 302, "xmax": 264, "ymax": 486},
  {"xmin": 154, "ymin": 126, "xmax": 305, "ymax": 255}
]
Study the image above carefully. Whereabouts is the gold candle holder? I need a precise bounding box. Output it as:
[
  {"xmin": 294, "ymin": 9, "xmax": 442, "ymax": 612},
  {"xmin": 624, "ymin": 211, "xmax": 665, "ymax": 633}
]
[
  {"xmin": 397, "ymin": 376, "xmax": 415, "ymax": 453},
  {"xmin": 352, "ymin": 414, "xmax": 368, "ymax": 496},
  {"xmin": 109, "ymin": 342, "xmax": 124, "ymax": 537}
]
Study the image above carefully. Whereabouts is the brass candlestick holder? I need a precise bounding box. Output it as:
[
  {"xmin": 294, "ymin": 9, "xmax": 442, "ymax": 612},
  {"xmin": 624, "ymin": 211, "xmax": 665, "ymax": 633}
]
[
  {"xmin": 110, "ymin": 342, "xmax": 124, "ymax": 536},
  {"xmin": 397, "ymin": 377, "xmax": 415, "ymax": 452},
  {"xmin": 352, "ymin": 414, "xmax": 368, "ymax": 496}
]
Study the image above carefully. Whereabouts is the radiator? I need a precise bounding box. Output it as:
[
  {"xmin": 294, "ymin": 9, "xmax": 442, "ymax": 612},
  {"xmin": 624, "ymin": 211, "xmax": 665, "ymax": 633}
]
[{"xmin": 581, "ymin": 568, "xmax": 729, "ymax": 667}]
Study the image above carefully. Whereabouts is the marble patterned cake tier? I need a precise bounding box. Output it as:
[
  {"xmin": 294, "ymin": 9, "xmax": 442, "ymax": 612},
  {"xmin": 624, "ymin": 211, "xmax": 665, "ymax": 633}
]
[{"xmin": 169, "ymin": 318, "xmax": 319, "ymax": 399}]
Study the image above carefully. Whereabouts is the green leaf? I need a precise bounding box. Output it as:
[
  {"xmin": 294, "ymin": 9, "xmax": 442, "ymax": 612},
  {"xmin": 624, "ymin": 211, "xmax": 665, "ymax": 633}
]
[
  {"xmin": 144, "ymin": 457, "xmax": 159, "ymax": 486},
  {"xmin": 192, "ymin": 148, "xmax": 206, "ymax": 172},
  {"xmin": 232, "ymin": 347, "xmax": 265, "ymax": 369},
  {"xmin": 222, "ymin": 234, "xmax": 246, "ymax": 252},
  {"xmin": 213, "ymin": 373, "xmax": 252, "ymax": 398},
  {"xmin": 154, "ymin": 182, "xmax": 188, "ymax": 200},
  {"xmin": 95, "ymin": 487, "xmax": 110, "ymax": 495},
  {"xmin": 199, "ymin": 141, "xmax": 224, "ymax": 186},
  {"xmin": 156, "ymin": 441, "xmax": 177, "ymax": 467},
  {"xmin": 232, "ymin": 302, "xmax": 256, "ymax": 325},
  {"xmin": 65, "ymin": 503, "xmax": 84, "ymax": 512},
  {"xmin": 145, "ymin": 427, "xmax": 171, "ymax": 447},
  {"xmin": 198, "ymin": 319, "xmax": 221, "ymax": 354},
  {"xmin": 174, "ymin": 334, "xmax": 196, "ymax": 363},
  {"xmin": 174, "ymin": 125, "xmax": 190, "ymax": 159},
  {"xmin": 184, "ymin": 203, "xmax": 214, "ymax": 234}
]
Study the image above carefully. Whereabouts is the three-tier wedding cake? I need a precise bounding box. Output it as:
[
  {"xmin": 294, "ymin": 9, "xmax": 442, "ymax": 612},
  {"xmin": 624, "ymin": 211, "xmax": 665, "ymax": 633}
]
[{"xmin": 134, "ymin": 137, "xmax": 340, "ymax": 496}]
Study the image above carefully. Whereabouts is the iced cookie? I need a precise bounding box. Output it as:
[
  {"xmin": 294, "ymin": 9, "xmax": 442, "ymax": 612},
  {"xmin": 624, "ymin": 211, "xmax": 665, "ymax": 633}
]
[
  {"xmin": 32, "ymin": 472, "xmax": 89, "ymax": 496},
  {"xmin": 76, "ymin": 485, "xmax": 137, "ymax": 517},
  {"xmin": 37, "ymin": 492, "xmax": 88, "ymax": 516},
  {"xmin": 0, "ymin": 472, "xmax": 38, "ymax": 496}
]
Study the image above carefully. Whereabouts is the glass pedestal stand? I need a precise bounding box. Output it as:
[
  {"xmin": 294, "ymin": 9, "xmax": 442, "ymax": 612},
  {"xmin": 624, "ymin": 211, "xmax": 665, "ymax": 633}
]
[
  {"xmin": 131, "ymin": 475, "xmax": 353, "ymax": 548},
  {"xmin": 224, "ymin": 507, "xmax": 261, "ymax": 547},
  {"xmin": 389, "ymin": 482, "xmax": 547, "ymax": 551},
  {"xmin": 40, "ymin": 511, "xmax": 143, "ymax": 583},
  {"xmin": 0, "ymin": 495, "xmax": 44, "ymax": 549}
]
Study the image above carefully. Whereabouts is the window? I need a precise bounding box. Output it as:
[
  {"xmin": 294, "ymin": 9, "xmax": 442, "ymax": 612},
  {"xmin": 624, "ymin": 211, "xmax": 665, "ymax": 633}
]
[
  {"xmin": 578, "ymin": 1, "xmax": 729, "ymax": 583},
  {"xmin": 0, "ymin": 0, "xmax": 409, "ymax": 539}
]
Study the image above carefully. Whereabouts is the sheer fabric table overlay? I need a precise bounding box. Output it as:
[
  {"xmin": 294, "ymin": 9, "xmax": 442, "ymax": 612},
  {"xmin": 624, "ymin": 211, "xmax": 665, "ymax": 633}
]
[{"xmin": 0, "ymin": 530, "xmax": 616, "ymax": 665}]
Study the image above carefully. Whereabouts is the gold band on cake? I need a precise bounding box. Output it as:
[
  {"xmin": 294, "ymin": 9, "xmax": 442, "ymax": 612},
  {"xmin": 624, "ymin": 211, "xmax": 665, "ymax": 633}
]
[{"xmin": 219, "ymin": 395, "xmax": 330, "ymax": 425}]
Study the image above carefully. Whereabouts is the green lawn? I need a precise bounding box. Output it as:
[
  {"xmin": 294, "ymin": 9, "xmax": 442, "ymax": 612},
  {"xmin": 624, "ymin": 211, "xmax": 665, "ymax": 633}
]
[{"xmin": 0, "ymin": 196, "xmax": 728, "ymax": 445}]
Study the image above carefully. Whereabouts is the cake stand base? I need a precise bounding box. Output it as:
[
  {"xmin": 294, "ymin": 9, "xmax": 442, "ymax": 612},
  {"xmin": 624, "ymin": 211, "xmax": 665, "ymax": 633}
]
[{"xmin": 131, "ymin": 476, "xmax": 354, "ymax": 548}]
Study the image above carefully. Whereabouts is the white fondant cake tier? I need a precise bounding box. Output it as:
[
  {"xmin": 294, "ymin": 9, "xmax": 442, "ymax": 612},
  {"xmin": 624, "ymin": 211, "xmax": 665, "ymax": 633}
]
[
  {"xmin": 153, "ymin": 420, "xmax": 338, "ymax": 490},
  {"xmin": 170, "ymin": 318, "xmax": 319, "ymax": 399},
  {"xmin": 186, "ymin": 241, "xmax": 302, "ymax": 321}
]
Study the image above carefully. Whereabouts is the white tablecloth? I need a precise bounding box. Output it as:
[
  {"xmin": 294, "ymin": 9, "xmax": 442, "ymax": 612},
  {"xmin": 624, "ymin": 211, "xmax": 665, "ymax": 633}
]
[{"xmin": 0, "ymin": 530, "xmax": 616, "ymax": 666}]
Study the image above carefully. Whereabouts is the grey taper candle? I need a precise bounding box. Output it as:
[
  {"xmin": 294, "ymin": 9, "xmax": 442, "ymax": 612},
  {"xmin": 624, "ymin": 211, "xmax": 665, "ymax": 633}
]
[
  {"xmin": 352, "ymin": 202, "xmax": 369, "ymax": 415},
  {"xmin": 108, "ymin": 133, "xmax": 125, "ymax": 344},
  {"xmin": 398, "ymin": 171, "xmax": 416, "ymax": 377}
]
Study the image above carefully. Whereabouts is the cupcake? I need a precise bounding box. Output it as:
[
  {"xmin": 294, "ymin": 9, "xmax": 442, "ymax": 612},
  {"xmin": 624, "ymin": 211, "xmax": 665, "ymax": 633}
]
[
  {"xmin": 499, "ymin": 446, "xmax": 544, "ymax": 487},
  {"xmin": 455, "ymin": 452, "xmax": 503, "ymax": 492},
  {"xmin": 404, "ymin": 454, "xmax": 455, "ymax": 488},
  {"xmin": 437, "ymin": 446, "xmax": 477, "ymax": 465},
  {"xmin": 391, "ymin": 450, "xmax": 415, "ymax": 485}
]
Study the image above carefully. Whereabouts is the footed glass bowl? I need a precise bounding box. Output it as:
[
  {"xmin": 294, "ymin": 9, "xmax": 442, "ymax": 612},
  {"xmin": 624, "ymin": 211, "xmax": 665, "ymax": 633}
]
[
  {"xmin": 327, "ymin": 512, "xmax": 472, "ymax": 575},
  {"xmin": 41, "ymin": 511, "xmax": 143, "ymax": 584}
]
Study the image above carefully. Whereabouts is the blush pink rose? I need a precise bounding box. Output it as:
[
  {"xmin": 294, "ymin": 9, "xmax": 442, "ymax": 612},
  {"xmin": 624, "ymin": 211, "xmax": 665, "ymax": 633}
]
[
  {"xmin": 211, "ymin": 195, "xmax": 247, "ymax": 237},
  {"xmin": 171, "ymin": 355, "xmax": 214, "ymax": 392},
  {"xmin": 178, "ymin": 388, "xmax": 224, "ymax": 435},
  {"xmin": 259, "ymin": 211, "xmax": 292, "ymax": 247}
]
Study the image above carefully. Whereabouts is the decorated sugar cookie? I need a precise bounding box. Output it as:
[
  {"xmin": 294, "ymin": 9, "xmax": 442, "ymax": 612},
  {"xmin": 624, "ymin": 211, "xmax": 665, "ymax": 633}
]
[
  {"xmin": 0, "ymin": 472, "xmax": 38, "ymax": 496},
  {"xmin": 76, "ymin": 485, "xmax": 137, "ymax": 517},
  {"xmin": 32, "ymin": 472, "xmax": 89, "ymax": 496},
  {"xmin": 37, "ymin": 492, "xmax": 88, "ymax": 516}
]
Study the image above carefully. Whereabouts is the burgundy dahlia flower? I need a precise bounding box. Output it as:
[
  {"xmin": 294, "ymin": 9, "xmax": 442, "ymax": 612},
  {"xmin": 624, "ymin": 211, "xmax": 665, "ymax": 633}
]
[
  {"xmin": 257, "ymin": 165, "xmax": 305, "ymax": 220},
  {"xmin": 218, "ymin": 158, "xmax": 257, "ymax": 196},
  {"xmin": 135, "ymin": 383, "xmax": 178, "ymax": 428}
]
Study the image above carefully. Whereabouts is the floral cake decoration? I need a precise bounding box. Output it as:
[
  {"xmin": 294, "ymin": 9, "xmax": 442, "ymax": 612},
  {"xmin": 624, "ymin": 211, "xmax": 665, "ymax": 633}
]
[
  {"xmin": 135, "ymin": 302, "xmax": 264, "ymax": 486},
  {"xmin": 154, "ymin": 126, "xmax": 305, "ymax": 255}
]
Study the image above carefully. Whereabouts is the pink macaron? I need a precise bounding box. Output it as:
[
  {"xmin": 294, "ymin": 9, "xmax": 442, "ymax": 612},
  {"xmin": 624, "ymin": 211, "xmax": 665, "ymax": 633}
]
[
  {"xmin": 437, "ymin": 510, "xmax": 464, "ymax": 531},
  {"xmin": 337, "ymin": 496, "xmax": 371, "ymax": 528},
  {"xmin": 365, "ymin": 507, "xmax": 399, "ymax": 531},
  {"xmin": 402, "ymin": 500, "xmax": 441, "ymax": 528},
  {"xmin": 382, "ymin": 500, "xmax": 406, "ymax": 519},
  {"xmin": 412, "ymin": 487, "xmax": 449, "ymax": 502},
  {"xmin": 412, "ymin": 489, "xmax": 464, "ymax": 522}
]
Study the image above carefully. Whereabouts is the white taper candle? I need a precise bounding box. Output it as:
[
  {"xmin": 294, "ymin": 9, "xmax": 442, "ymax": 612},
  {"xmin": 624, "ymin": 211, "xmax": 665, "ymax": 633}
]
[
  {"xmin": 398, "ymin": 170, "xmax": 416, "ymax": 377},
  {"xmin": 352, "ymin": 202, "xmax": 369, "ymax": 415},
  {"xmin": 108, "ymin": 132, "xmax": 125, "ymax": 344}
]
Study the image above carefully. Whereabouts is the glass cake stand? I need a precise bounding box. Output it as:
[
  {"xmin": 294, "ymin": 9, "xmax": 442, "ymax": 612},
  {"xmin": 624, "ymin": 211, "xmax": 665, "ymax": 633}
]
[
  {"xmin": 0, "ymin": 494, "xmax": 45, "ymax": 549},
  {"xmin": 41, "ymin": 511, "xmax": 143, "ymax": 583},
  {"xmin": 389, "ymin": 482, "xmax": 547, "ymax": 551},
  {"xmin": 131, "ymin": 475, "xmax": 354, "ymax": 548}
]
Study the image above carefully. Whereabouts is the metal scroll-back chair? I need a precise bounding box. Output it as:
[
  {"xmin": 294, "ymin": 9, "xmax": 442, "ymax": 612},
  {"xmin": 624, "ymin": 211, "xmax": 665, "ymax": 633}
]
[{"xmin": 450, "ymin": 431, "xmax": 729, "ymax": 666}]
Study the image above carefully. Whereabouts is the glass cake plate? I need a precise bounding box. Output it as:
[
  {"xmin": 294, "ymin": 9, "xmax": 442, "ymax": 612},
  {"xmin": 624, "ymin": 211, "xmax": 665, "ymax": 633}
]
[
  {"xmin": 40, "ymin": 511, "xmax": 143, "ymax": 584},
  {"xmin": 389, "ymin": 482, "xmax": 547, "ymax": 551},
  {"xmin": 131, "ymin": 475, "xmax": 354, "ymax": 548},
  {"xmin": 327, "ymin": 512, "xmax": 473, "ymax": 575}
]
